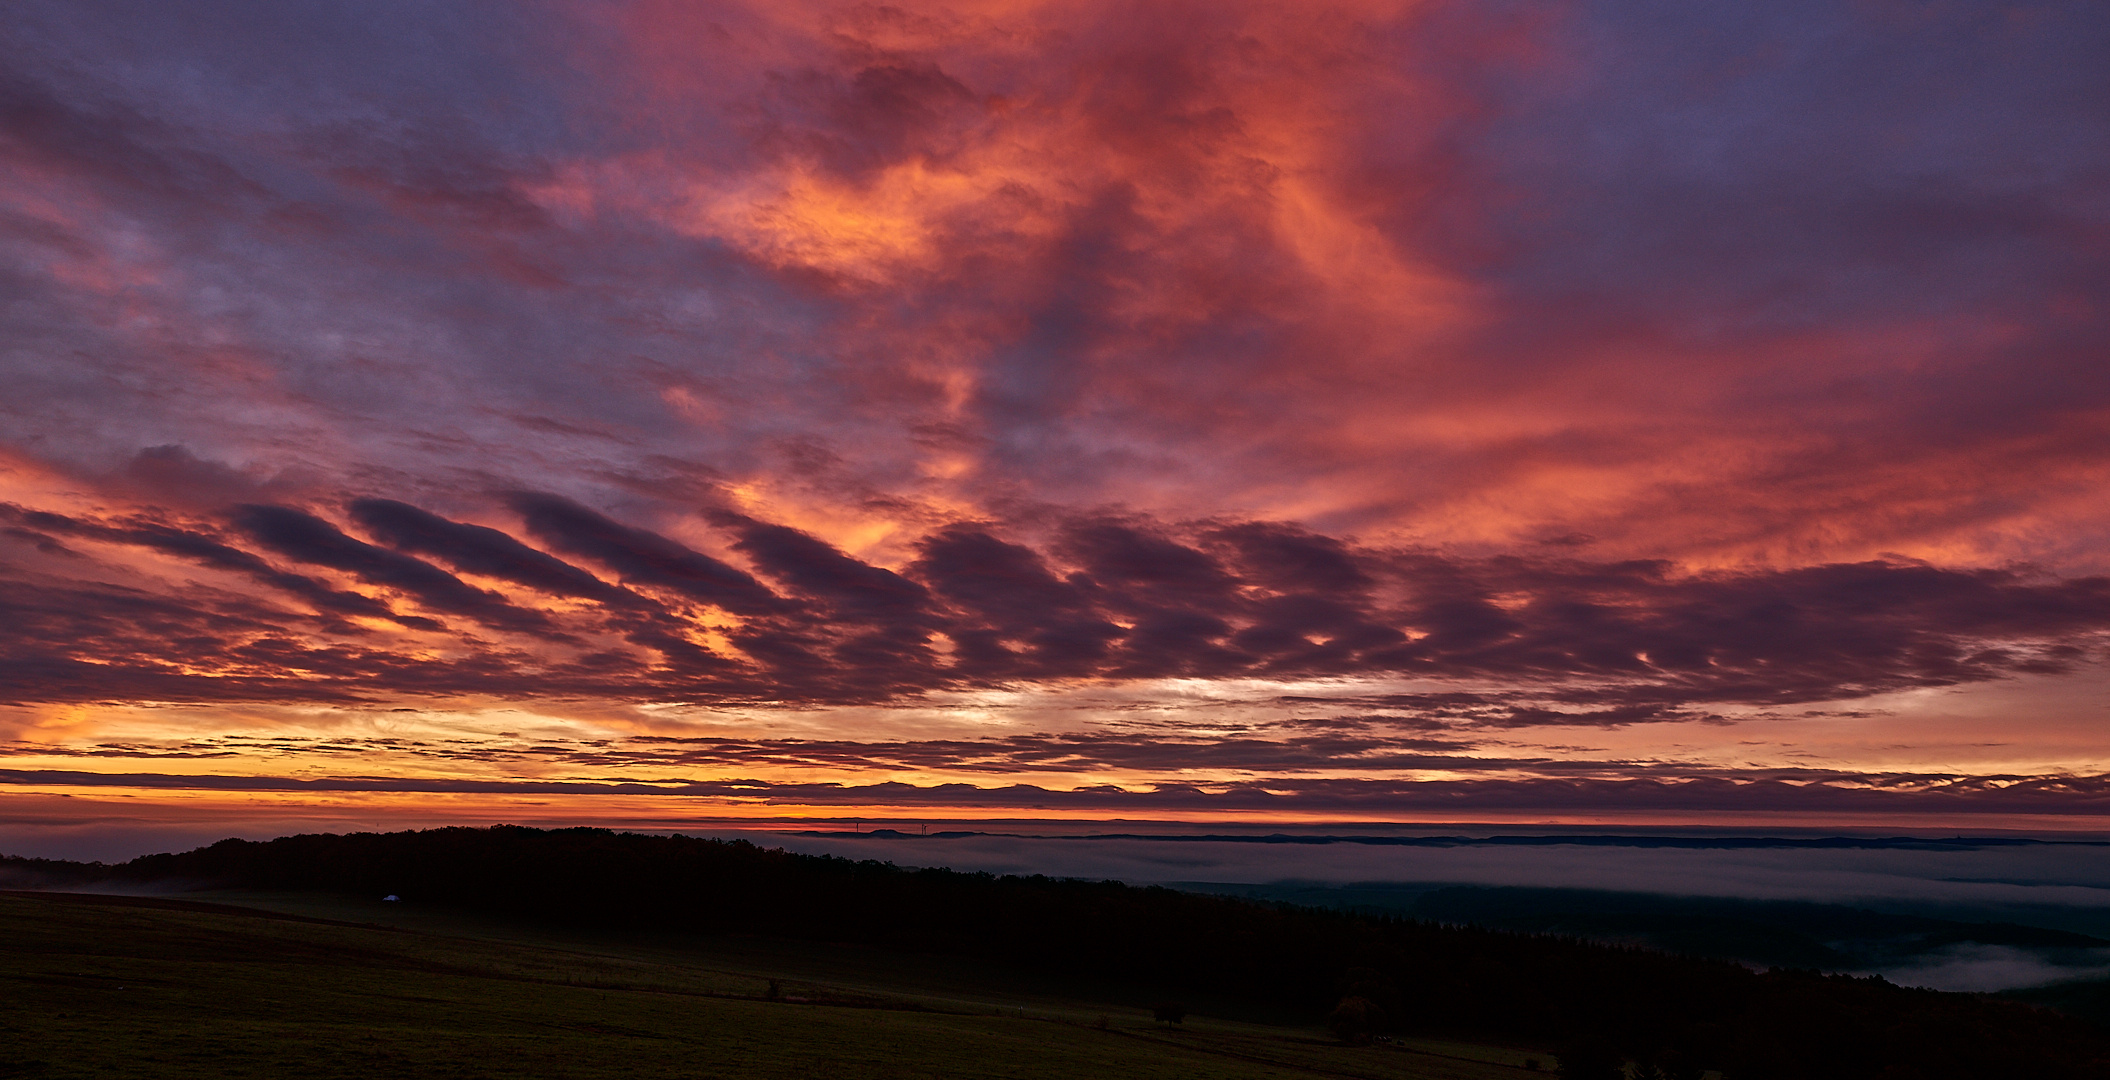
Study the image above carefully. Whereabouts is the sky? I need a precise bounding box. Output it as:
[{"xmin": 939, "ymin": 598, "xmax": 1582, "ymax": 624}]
[{"xmin": 4, "ymin": 0, "xmax": 2110, "ymax": 857}]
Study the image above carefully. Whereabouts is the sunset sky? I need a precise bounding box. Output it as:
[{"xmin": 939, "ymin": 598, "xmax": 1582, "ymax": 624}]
[{"xmin": 5, "ymin": 1, "xmax": 2110, "ymax": 853}]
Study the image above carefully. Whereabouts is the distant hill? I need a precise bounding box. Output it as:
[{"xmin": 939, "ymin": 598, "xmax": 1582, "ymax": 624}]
[{"xmin": 9, "ymin": 825, "xmax": 2110, "ymax": 1080}]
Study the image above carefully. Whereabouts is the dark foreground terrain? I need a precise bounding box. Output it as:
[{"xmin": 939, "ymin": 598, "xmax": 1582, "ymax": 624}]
[
  {"xmin": 0, "ymin": 889, "xmax": 1541, "ymax": 1080},
  {"xmin": 1186, "ymin": 880, "xmax": 2110, "ymax": 977},
  {"xmin": 6, "ymin": 825, "xmax": 2109, "ymax": 1079}
]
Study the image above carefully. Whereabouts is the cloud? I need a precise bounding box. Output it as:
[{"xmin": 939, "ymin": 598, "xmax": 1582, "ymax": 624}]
[
  {"xmin": 1878, "ymin": 944, "xmax": 2110, "ymax": 994},
  {"xmin": 349, "ymin": 497, "xmax": 633, "ymax": 605},
  {"xmin": 509, "ymin": 493, "xmax": 781, "ymax": 617},
  {"xmin": 0, "ymin": 503, "xmax": 424, "ymax": 629},
  {"xmin": 2, "ymin": 496, "xmax": 2107, "ymax": 714},
  {"xmin": 3, "ymin": 1, "xmax": 2110, "ymax": 822},
  {"xmin": 714, "ymin": 510, "xmax": 932, "ymax": 624},
  {"xmin": 233, "ymin": 504, "xmax": 564, "ymax": 637},
  {"xmin": 3, "ymin": 0, "xmax": 2106, "ymax": 569},
  {"xmin": 16, "ymin": 762, "xmax": 2110, "ymax": 821},
  {"xmin": 908, "ymin": 525, "xmax": 1123, "ymax": 678}
]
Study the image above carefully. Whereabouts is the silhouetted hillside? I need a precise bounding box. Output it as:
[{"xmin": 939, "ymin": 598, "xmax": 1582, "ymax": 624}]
[{"xmin": 11, "ymin": 825, "xmax": 2109, "ymax": 1079}]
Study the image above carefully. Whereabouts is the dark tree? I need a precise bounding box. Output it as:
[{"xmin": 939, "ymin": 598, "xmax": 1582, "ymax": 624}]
[
  {"xmin": 1336, "ymin": 966, "xmax": 1403, "ymax": 1034},
  {"xmin": 1329, "ymin": 996, "xmax": 1381, "ymax": 1044}
]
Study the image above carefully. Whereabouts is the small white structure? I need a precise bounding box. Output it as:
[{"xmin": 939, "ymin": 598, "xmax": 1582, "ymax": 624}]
[{"xmin": 382, "ymin": 894, "xmax": 401, "ymax": 902}]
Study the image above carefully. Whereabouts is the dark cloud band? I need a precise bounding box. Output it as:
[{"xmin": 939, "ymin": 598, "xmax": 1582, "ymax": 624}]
[
  {"xmin": 9, "ymin": 767, "xmax": 2110, "ymax": 820},
  {"xmin": 0, "ymin": 497, "xmax": 2104, "ymax": 716}
]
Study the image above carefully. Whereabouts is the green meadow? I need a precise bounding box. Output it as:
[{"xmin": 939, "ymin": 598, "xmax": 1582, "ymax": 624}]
[{"xmin": 0, "ymin": 891, "xmax": 1542, "ymax": 1079}]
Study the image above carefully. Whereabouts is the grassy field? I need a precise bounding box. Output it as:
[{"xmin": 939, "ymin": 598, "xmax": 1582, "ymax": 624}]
[{"xmin": 0, "ymin": 890, "xmax": 1546, "ymax": 1079}]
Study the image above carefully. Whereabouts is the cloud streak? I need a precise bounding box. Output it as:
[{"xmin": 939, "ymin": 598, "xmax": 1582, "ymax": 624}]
[
  {"xmin": 16, "ymin": 766, "xmax": 2110, "ymax": 826},
  {"xmin": 1, "ymin": 498, "xmax": 2104, "ymax": 715}
]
